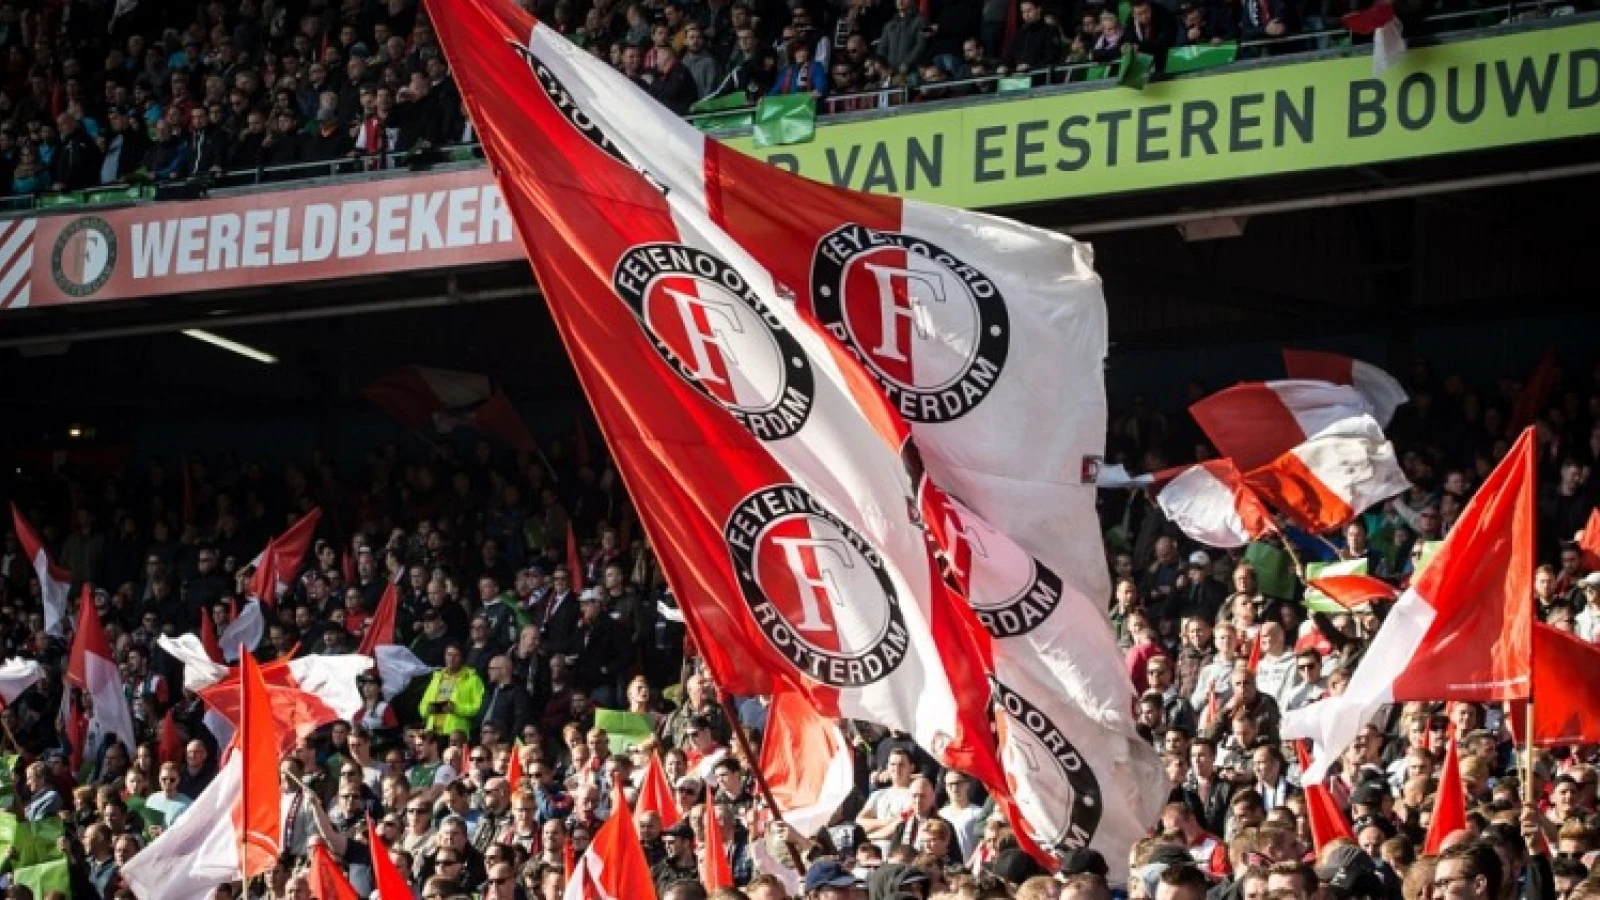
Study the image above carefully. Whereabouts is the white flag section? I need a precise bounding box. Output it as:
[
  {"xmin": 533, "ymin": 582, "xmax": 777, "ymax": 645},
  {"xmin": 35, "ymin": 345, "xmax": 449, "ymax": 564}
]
[
  {"xmin": 454, "ymin": 17, "xmax": 1164, "ymax": 869},
  {"xmin": 155, "ymin": 636, "xmax": 368, "ymax": 723},
  {"xmin": 0, "ymin": 658, "xmax": 42, "ymax": 704},
  {"xmin": 1245, "ymin": 415, "xmax": 1410, "ymax": 532},
  {"xmin": 760, "ymin": 690, "xmax": 856, "ymax": 838},
  {"xmin": 1155, "ymin": 460, "xmax": 1271, "ymax": 548},
  {"xmin": 121, "ymin": 752, "xmax": 244, "ymax": 899},
  {"xmin": 219, "ymin": 600, "xmax": 266, "ymax": 662},
  {"xmin": 67, "ymin": 599, "xmax": 137, "ymax": 759},
  {"xmin": 374, "ymin": 644, "xmax": 433, "ymax": 699},
  {"xmin": 157, "ymin": 635, "xmax": 230, "ymax": 693},
  {"xmin": 10, "ymin": 506, "xmax": 70, "ymax": 637}
]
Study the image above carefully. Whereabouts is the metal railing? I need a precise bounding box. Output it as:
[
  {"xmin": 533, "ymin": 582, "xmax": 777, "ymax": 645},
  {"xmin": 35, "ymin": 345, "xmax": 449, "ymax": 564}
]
[{"xmin": 0, "ymin": 0, "xmax": 1583, "ymax": 215}]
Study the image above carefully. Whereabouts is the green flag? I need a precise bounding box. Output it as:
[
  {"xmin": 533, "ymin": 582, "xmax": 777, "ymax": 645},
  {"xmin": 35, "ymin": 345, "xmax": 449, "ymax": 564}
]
[
  {"xmin": 1244, "ymin": 541, "xmax": 1297, "ymax": 600},
  {"xmin": 1117, "ymin": 52, "xmax": 1154, "ymax": 90},
  {"xmin": 751, "ymin": 94, "xmax": 816, "ymax": 148},
  {"xmin": 593, "ymin": 709, "xmax": 655, "ymax": 751},
  {"xmin": 690, "ymin": 92, "xmax": 755, "ymax": 133},
  {"xmin": 1164, "ymin": 43, "xmax": 1239, "ymax": 75},
  {"xmin": 0, "ymin": 755, "xmax": 18, "ymax": 811},
  {"xmin": 12, "ymin": 858, "xmax": 71, "ymax": 896},
  {"xmin": 1302, "ymin": 559, "xmax": 1368, "ymax": 613},
  {"xmin": 13, "ymin": 818, "xmax": 64, "ymax": 867},
  {"xmin": 997, "ymin": 75, "xmax": 1034, "ymax": 93}
]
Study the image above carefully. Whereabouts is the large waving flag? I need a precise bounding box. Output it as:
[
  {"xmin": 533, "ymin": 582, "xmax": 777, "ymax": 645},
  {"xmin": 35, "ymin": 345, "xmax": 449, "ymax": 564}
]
[
  {"xmin": 10, "ymin": 505, "xmax": 70, "ymax": 636},
  {"xmin": 1242, "ymin": 415, "xmax": 1409, "ymax": 534},
  {"xmin": 358, "ymin": 583, "xmax": 431, "ymax": 699},
  {"xmin": 1286, "ymin": 429, "xmax": 1536, "ymax": 781},
  {"xmin": 429, "ymin": 0, "xmax": 1164, "ymax": 869},
  {"xmin": 248, "ymin": 508, "xmax": 322, "ymax": 605},
  {"xmin": 64, "ymin": 587, "xmax": 137, "ymax": 761},
  {"xmin": 761, "ymin": 688, "xmax": 855, "ymax": 839},
  {"xmin": 120, "ymin": 752, "xmax": 248, "ymax": 898},
  {"xmin": 1153, "ymin": 459, "xmax": 1274, "ymax": 548},
  {"xmin": 238, "ymin": 652, "xmax": 282, "ymax": 880},
  {"xmin": 1283, "ymin": 350, "xmax": 1408, "ymax": 427},
  {"xmin": 0, "ymin": 659, "xmax": 43, "ymax": 705},
  {"xmin": 1190, "ymin": 381, "xmax": 1374, "ymax": 472},
  {"xmin": 564, "ymin": 776, "xmax": 658, "ymax": 900},
  {"xmin": 199, "ymin": 658, "xmax": 343, "ymax": 757}
]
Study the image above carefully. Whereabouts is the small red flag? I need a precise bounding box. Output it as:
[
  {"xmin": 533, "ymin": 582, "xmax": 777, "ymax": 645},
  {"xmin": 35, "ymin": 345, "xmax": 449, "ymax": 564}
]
[
  {"xmin": 359, "ymin": 582, "xmax": 400, "ymax": 657},
  {"xmin": 506, "ymin": 740, "xmax": 524, "ymax": 788},
  {"xmin": 311, "ymin": 841, "xmax": 362, "ymax": 900},
  {"xmin": 158, "ymin": 709, "xmax": 185, "ymax": 767},
  {"xmin": 238, "ymin": 651, "xmax": 283, "ymax": 880},
  {"xmin": 567, "ymin": 522, "xmax": 584, "ymax": 592},
  {"xmin": 199, "ymin": 609, "xmax": 224, "ymax": 664},
  {"xmin": 368, "ymin": 814, "xmax": 413, "ymax": 900},
  {"xmin": 1246, "ymin": 627, "xmax": 1264, "ymax": 674},
  {"xmin": 700, "ymin": 797, "xmax": 733, "ymax": 891},
  {"xmin": 1423, "ymin": 728, "xmax": 1466, "ymax": 853},
  {"xmin": 1577, "ymin": 509, "xmax": 1600, "ymax": 571},
  {"xmin": 1510, "ymin": 348, "xmax": 1559, "ymax": 430},
  {"xmin": 1305, "ymin": 574, "xmax": 1399, "ymax": 609},
  {"xmin": 562, "ymin": 834, "xmax": 575, "ymax": 879},
  {"xmin": 636, "ymin": 749, "xmax": 682, "ymax": 829},
  {"xmin": 1296, "ymin": 741, "xmax": 1353, "ymax": 851}
]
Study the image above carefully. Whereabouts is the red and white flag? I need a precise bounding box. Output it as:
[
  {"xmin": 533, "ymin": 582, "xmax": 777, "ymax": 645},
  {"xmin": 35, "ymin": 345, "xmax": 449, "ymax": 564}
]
[
  {"xmin": 1294, "ymin": 742, "xmax": 1352, "ymax": 852},
  {"xmin": 10, "ymin": 504, "xmax": 70, "ymax": 636},
  {"xmin": 1242, "ymin": 415, "xmax": 1409, "ymax": 534},
  {"xmin": 1342, "ymin": 1, "xmax": 1406, "ymax": 75},
  {"xmin": 363, "ymin": 366, "xmax": 537, "ymax": 450},
  {"xmin": 1283, "ymin": 350, "xmax": 1408, "ymax": 427},
  {"xmin": 64, "ymin": 586, "xmax": 137, "ymax": 760},
  {"xmin": 0, "ymin": 658, "xmax": 42, "ymax": 705},
  {"xmin": 1190, "ymin": 381, "xmax": 1374, "ymax": 472},
  {"xmin": 1285, "ymin": 429, "xmax": 1536, "ymax": 780},
  {"xmin": 430, "ymin": 0, "xmax": 1163, "ymax": 869},
  {"xmin": 359, "ymin": 583, "xmax": 431, "ymax": 698},
  {"xmin": 564, "ymin": 777, "xmax": 658, "ymax": 900},
  {"xmin": 760, "ymin": 687, "xmax": 855, "ymax": 838},
  {"xmin": 1153, "ymin": 459, "xmax": 1274, "ymax": 548},
  {"xmin": 248, "ymin": 507, "xmax": 322, "ymax": 605},
  {"xmin": 1304, "ymin": 573, "xmax": 1399, "ymax": 609},
  {"xmin": 238, "ymin": 652, "xmax": 283, "ymax": 880},
  {"xmin": 120, "ymin": 751, "xmax": 249, "ymax": 897},
  {"xmin": 198, "ymin": 656, "xmax": 343, "ymax": 758}
]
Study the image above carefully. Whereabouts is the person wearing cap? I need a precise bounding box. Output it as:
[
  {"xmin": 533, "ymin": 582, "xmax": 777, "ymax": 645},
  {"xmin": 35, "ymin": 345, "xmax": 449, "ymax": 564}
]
[
  {"xmin": 411, "ymin": 606, "xmax": 452, "ymax": 668},
  {"xmin": 804, "ymin": 859, "xmax": 866, "ymax": 899},
  {"xmin": 653, "ymin": 819, "xmax": 700, "ymax": 896},
  {"xmin": 572, "ymin": 587, "xmax": 631, "ymax": 707},
  {"xmin": 1316, "ymin": 842, "xmax": 1393, "ymax": 900},
  {"xmin": 1176, "ymin": 550, "xmax": 1225, "ymax": 624},
  {"xmin": 1575, "ymin": 573, "xmax": 1600, "ymax": 641}
]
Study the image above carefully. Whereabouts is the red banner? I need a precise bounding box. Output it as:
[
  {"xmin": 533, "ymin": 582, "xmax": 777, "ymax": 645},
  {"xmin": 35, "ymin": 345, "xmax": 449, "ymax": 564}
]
[{"xmin": 0, "ymin": 168, "xmax": 516, "ymax": 312}]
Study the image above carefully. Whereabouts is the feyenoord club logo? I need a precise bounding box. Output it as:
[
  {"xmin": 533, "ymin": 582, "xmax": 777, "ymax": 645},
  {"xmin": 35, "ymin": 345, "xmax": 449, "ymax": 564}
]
[
  {"xmin": 613, "ymin": 243, "xmax": 815, "ymax": 441},
  {"xmin": 510, "ymin": 41, "xmax": 668, "ymax": 195},
  {"xmin": 937, "ymin": 496, "xmax": 1064, "ymax": 639},
  {"xmin": 51, "ymin": 217, "xmax": 117, "ymax": 298},
  {"xmin": 811, "ymin": 224, "xmax": 1008, "ymax": 423},
  {"xmin": 725, "ymin": 485, "xmax": 910, "ymax": 687},
  {"xmin": 995, "ymin": 680, "xmax": 1104, "ymax": 852}
]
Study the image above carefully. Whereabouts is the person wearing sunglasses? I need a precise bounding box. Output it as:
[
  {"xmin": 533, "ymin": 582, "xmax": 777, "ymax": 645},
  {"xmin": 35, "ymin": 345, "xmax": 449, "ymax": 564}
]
[{"xmin": 483, "ymin": 861, "xmax": 518, "ymax": 900}]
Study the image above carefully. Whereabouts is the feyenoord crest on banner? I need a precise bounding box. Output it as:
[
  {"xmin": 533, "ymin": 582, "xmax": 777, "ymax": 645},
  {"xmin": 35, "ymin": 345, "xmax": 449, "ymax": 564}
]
[
  {"xmin": 994, "ymin": 678, "xmax": 1105, "ymax": 853},
  {"xmin": 935, "ymin": 493, "xmax": 1065, "ymax": 640},
  {"xmin": 725, "ymin": 485, "xmax": 910, "ymax": 688},
  {"xmin": 612, "ymin": 243, "xmax": 815, "ymax": 441},
  {"xmin": 811, "ymin": 224, "xmax": 1009, "ymax": 424}
]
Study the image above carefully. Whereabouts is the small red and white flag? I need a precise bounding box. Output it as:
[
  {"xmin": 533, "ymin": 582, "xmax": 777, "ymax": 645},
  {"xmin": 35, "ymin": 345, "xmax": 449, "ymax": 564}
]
[
  {"xmin": 120, "ymin": 750, "xmax": 250, "ymax": 897},
  {"xmin": 1342, "ymin": 1, "xmax": 1405, "ymax": 75},
  {"xmin": 1190, "ymin": 381, "xmax": 1374, "ymax": 472},
  {"xmin": 64, "ymin": 586, "xmax": 137, "ymax": 759},
  {"xmin": 1242, "ymin": 415, "xmax": 1410, "ymax": 534},
  {"xmin": 363, "ymin": 366, "xmax": 537, "ymax": 451},
  {"xmin": 636, "ymin": 749, "xmax": 681, "ymax": 829},
  {"xmin": 199, "ymin": 657, "xmax": 343, "ymax": 758},
  {"xmin": 564, "ymin": 776, "xmax": 658, "ymax": 900},
  {"xmin": 1283, "ymin": 350, "xmax": 1408, "ymax": 427},
  {"xmin": 248, "ymin": 508, "xmax": 322, "ymax": 605},
  {"xmin": 1153, "ymin": 459, "xmax": 1275, "ymax": 548},
  {"xmin": 1286, "ymin": 429, "xmax": 1536, "ymax": 781},
  {"xmin": 10, "ymin": 504, "xmax": 70, "ymax": 636},
  {"xmin": 760, "ymin": 688, "xmax": 856, "ymax": 838}
]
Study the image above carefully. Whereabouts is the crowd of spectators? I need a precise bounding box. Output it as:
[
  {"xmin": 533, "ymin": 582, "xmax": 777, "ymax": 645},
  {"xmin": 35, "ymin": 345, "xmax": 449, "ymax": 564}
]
[
  {"xmin": 0, "ymin": 0, "xmax": 1568, "ymax": 199},
  {"xmin": 0, "ymin": 350, "xmax": 1598, "ymax": 900}
]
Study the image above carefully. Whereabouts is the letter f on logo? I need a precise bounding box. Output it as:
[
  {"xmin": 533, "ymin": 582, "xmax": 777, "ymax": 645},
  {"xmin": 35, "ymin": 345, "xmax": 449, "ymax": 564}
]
[
  {"xmin": 862, "ymin": 261, "xmax": 947, "ymax": 363},
  {"xmin": 662, "ymin": 286, "xmax": 742, "ymax": 385},
  {"xmin": 770, "ymin": 535, "xmax": 853, "ymax": 635}
]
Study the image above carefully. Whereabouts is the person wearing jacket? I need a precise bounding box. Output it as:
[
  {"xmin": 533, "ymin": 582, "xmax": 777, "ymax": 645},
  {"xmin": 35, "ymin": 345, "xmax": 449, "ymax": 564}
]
[
  {"xmin": 51, "ymin": 110, "xmax": 102, "ymax": 190},
  {"xmin": 98, "ymin": 106, "xmax": 150, "ymax": 183},
  {"xmin": 418, "ymin": 643, "xmax": 485, "ymax": 737},
  {"xmin": 1006, "ymin": 0, "xmax": 1064, "ymax": 70},
  {"xmin": 141, "ymin": 118, "xmax": 191, "ymax": 181},
  {"xmin": 769, "ymin": 41, "xmax": 827, "ymax": 96},
  {"xmin": 877, "ymin": 0, "xmax": 928, "ymax": 76}
]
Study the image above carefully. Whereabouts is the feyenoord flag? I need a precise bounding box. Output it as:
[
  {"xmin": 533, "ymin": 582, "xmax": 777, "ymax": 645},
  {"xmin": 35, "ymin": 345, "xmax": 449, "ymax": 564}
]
[{"xmin": 429, "ymin": 0, "xmax": 1162, "ymax": 867}]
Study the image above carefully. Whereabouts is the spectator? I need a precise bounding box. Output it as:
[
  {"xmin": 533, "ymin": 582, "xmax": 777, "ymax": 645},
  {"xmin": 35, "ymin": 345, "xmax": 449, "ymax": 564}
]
[
  {"xmin": 647, "ymin": 43, "xmax": 700, "ymax": 116},
  {"xmin": 141, "ymin": 117, "xmax": 190, "ymax": 181},
  {"xmin": 303, "ymin": 106, "xmax": 353, "ymax": 162},
  {"xmin": 769, "ymin": 40, "xmax": 827, "ymax": 96},
  {"xmin": 48, "ymin": 109, "xmax": 98, "ymax": 188},
  {"xmin": 1007, "ymin": 0, "xmax": 1063, "ymax": 71},
  {"xmin": 878, "ymin": 0, "xmax": 928, "ymax": 77},
  {"xmin": 260, "ymin": 107, "xmax": 304, "ymax": 166}
]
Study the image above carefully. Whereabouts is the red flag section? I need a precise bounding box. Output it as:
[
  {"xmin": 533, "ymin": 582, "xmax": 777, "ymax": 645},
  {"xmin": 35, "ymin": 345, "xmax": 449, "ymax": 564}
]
[
  {"xmin": 1305, "ymin": 575, "xmax": 1399, "ymax": 609},
  {"xmin": 564, "ymin": 777, "xmax": 657, "ymax": 900},
  {"xmin": 637, "ymin": 749, "xmax": 681, "ymax": 829},
  {"xmin": 199, "ymin": 659, "xmax": 341, "ymax": 757},
  {"xmin": 1241, "ymin": 416, "xmax": 1408, "ymax": 534},
  {"xmin": 238, "ymin": 652, "xmax": 283, "ymax": 881},
  {"xmin": 1284, "ymin": 429, "xmax": 1536, "ymax": 782},
  {"xmin": 249, "ymin": 508, "xmax": 322, "ymax": 605},
  {"xmin": 359, "ymin": 583, "xmax": 400, "ymax": 656},
  {"xmin": 1510, "ymin": 349, "xmax": 1559, "ymax": 430},
  {"xmin": 311, "ymin": 841, "xmax": 362, "ymax": 900},
  {"xmin": 506, "ymin": 740, "xmax": 525, "ymax": 790},
  {"xmin": 1282, "ymin": 350, "xmax": 1407, "ymax": 426},
  {"xmin": 158, "ymin": 709, "xmax": 185, "ymax": 767},
  {"xmin": 700, "ymin": 795, "xmax": 734, "ymax": 891},
  {"xmin": 199, "ymin": 609, "xmax": 224, "ymax": 663},
  {"xmin": 760, "ymin": 688, "xmax": 855, "ymax": 838},
  {"xmin": 1295, "ymin": 742, "xmax": 1353, "ymax": 852},
  {"xmin": 1577, "ymin": 509, "xmax": 1600, "ymax": 570},
  {"xmin": 566, "ymin": 523, "xmax": 584, "ymax": 592},
  {"xmin": 369, "ymin": 815, "xmax": 414, "ymax": 900},
  {"xmin": 1423, "ymin": 730, "xmax": 1466, "ymax": 854},
  {"xmin": 1508, "ymin": 624, "xmax": 1600, "ymax": 747},
  {"xmin": 1189, "ymin": 381, "xmax": 1373, "ymax": 472}
]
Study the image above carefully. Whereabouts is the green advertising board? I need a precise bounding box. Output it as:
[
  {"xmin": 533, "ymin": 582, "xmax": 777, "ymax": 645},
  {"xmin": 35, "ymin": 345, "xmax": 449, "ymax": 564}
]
[{"xmin": 723, "ymin": 22, "xmax": 1600, "ymax": 207}]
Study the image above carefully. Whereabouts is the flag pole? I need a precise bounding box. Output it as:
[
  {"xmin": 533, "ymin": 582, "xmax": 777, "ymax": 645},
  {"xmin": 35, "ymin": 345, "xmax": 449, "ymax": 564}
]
[
  {"xmin": 717, "ymin": 692, "xmax": 808, "ymax": 874},
  {"xmin": 1523, "ymin": 693, "xmax": 1536, "ymax": 807}
]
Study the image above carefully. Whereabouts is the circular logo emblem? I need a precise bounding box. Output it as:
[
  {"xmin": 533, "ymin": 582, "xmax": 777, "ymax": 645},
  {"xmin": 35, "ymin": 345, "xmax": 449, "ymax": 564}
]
[
  {"xmin": 994, "ymin": 680, "xmax": 1104, "ymax": 853},
  {"xmin": 51, "ymin": 217, "xmax": 117, "ymax": 298},
  {"xmin": 811, "ymin": 224, "xmax": 1008, "ymax": 423},
  {"xmin": 725, "ymin": 485, "xmax": 909, "ymax": 686},
  {"xmin": 939, "ymin": 496, "xmax": 1064, "ymax": 639},
  {"xmin": 614, "ymin": 243, "xmax": 815, "ymax": 441}
]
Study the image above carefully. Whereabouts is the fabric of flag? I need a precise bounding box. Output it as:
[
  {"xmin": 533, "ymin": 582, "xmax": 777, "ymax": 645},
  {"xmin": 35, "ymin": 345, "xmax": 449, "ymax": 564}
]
[
  {"xmin": 1190, "ymin": 381, "xmax": 1374, "ymax": 472},
  {"xmin": 1285, "ymin": 428, "xmax": 1536, "ymax": 781},
  {"xmin": 199, "ymin": 609, "xmax": 224, "ymax": 663},
  {"xmin": 11, "ymin": 858, "xmax": 70, "ymax": 896},
  {"xmin": 359, "ymin": 583, "xmax": 432, "ymax": 698},
  {"xmin": 1117, "ymin": 52, "xmax": 1153, "ymax": 89},
  {"xmin": 1304, "ymin": 560, "xmax": 1397, "ymax": 611},
  {"xmin": 593, "ymin": 708, "xmax": 655, "ymax": 751},
  {"xmin": 700, "ymin": 794, "xmax": 734, "ymax": 891},
  {"xmin": 239, "ymin": 652, "xmax": 282, "ymax": 880},
  {"xmin": 1243, "ymin": 541, "xmax": 1297, "ymax": 600},
  {"xmin": 565, "ymin": 522, "xmax": 584, "ymax": 591},
  {"xmin": 636, "ymin": 749, "xmax": 681, "ymax": 829},
  {"xmin": 1153, "ymin": 459, "xmax": 1273, "ymax": 548},
  {"xmin": 1423, "ymin": 728, "xmax": 1465, "ymax": 853},
  {"xmin": 9, "ymin": 505, "xmax": 70, "ymax": 637},
  {"xmin": 121, "ymin": 753, "xmax": 247, "ymax": 898},
  {"xmin": 363, "ymin": 366, "xmax": 537, "ymax": 450},
  {"xmin": 158, "ymin": 708, "xmax": 185, "ymax": 766},
  {"xmin": 1294, "ymin": 742, "xmax": 1352, "ymax": 852},
  {"xmin": 1578, "ymin": 509, "xmax": 1600, "ymax": 570},
  {"xmin": 1164, "ymin": 43, "xmax": 1238, "ymax": 74},
  {"xmin": 1508, "ymin": 624, "xmax": 1600, "ymax": 747},
  {"xmin": 195, "ymin": 655, "xmax": 361, "ymax": 756},
  {"xmin": 248, "ymin": 508, "xmax": 323, "ymax": 605},
  {"xmin": 219, "ymin": 599, "xmax": 266, "ymax": 661},
  {"xmin": 760, "ymin": 688, "xmax": 855, "ymax": 838},
  {"xmin": 1242, "ymin": 416, "xmax": 1410, "ymax": 533},
  {"xmin": 312, "ymin": 841, "xmax": 363, "ymax": 900},
  {"xmin": 0, "ymin": 659, "xmax": 43, "ymax": 705},
  {"xmin": 750, "ymin": 94, "xmax": 816, "ymax": 148},
  {"xmin": 562, "ymin": 777, "xmax": 658, "ymax": 900},
  {"xmin": 0, "ymin": 816, "xmax": 64, "ymax": 867},
  {"xmin": 1282, "ymin": 350, "xmax": 1408, "ymax": 427},
  {"xmin": 369, "ymin": 814, "xmax": 415, "ymax": 900},
  {"xmin": 689, "ymin": 93, "xmax": 755, "ymax": 133},
  {"xmin": 1510, "ymin": 349, "xmax": 1559, "ymax": 430},
  {"xmin": 65, "ymin": 586, "xmax": 137, "ymax": 760},
  {"xmin": 429, "ymin": 0, "xmax": 1163, "ymax": 870}
]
